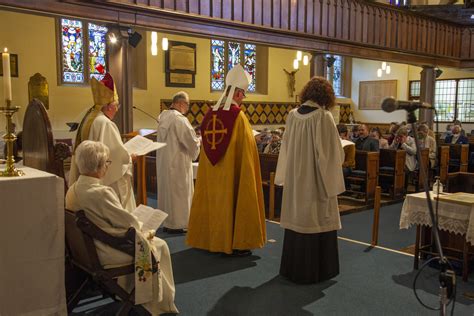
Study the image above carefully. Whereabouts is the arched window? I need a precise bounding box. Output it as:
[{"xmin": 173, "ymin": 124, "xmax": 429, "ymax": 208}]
[
  {"xmin": 211, "ymin": 39, "xmax": 257, "ymax": 93},
  {"xmin": 59, "ymin": 18, "xmax": 108, "ymax": 85}
]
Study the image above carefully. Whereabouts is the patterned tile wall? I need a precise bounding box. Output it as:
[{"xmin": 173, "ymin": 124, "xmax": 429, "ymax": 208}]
[{"xmin": 160, "ymin": 100, "xmax": 299, "ymax": 126}]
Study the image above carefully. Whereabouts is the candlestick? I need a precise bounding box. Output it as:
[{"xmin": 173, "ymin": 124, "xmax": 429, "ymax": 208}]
[{"xmin": 2, "ymin": 48, "xmax": 12, "ymax": 103}]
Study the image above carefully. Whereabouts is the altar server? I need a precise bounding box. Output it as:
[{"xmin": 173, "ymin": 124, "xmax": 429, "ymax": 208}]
[
  {"xmin": 156, "ymin": 91, "xmax": 200, "ymax": 233},
  {"xmin": 275, "ymin": 76, "xmax": 345, "ymax": 284}
]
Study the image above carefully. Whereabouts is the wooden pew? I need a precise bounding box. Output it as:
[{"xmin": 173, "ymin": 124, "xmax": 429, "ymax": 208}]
[
  {"xmin": 346, "ymin": 151, "xmax": 379, "ymax": 204},
  {"xmin": 378, "ymin": 149, "xmax": 406, "ymax": 199},
  {"xmin": 438, "ymin": 146, "xmax": 449, "ymax": 184},
  {"xmin": 259, "ymin": 153, "xmax": 280, "ymax": 220},
  {"xmin": 448, "ymin": 144, "xmax": 469, "ymax": 173}
]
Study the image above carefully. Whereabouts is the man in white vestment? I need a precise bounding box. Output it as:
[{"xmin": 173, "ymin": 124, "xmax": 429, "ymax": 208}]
[
  {"xmin": 69, "ymin": 71, "xmax": 136, "ymax": 212},
  {"xmin": 156, "ymin": 91, "xmax": 200, "ymax": 233},
  {"xmin": 66, "ymin": 141, "xmax": 178, "ymax": 315}
]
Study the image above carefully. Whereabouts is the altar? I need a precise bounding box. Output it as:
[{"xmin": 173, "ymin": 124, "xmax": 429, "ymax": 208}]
[{"xmin": 0, "ymin": 167, "xmax": 66, "ymax": 315}]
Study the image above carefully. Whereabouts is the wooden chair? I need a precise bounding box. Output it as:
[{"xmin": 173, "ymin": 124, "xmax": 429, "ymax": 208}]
[
  {"xmin": 346, "ymin": 151, "xmax": 379, "ymax": 204},
  {"xmin": 378, "ymin": 149, "xmax": 406, "ymax": 199},
  {"xmin": 65, "ymin": 209, "xmax": 156, "ymax": 315},
  {"xmin": 22, "ymin": 99, "xmax": 69, "ymax": 180},
  {"xmin": 259, "ymin": 153, "xmax": 280, "ymax": 220}
]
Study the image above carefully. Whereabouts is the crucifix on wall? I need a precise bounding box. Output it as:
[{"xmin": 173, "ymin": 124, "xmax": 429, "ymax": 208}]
[{"xmin": 283, "ymin": 68, "xmax": 298, "ymax": 98}]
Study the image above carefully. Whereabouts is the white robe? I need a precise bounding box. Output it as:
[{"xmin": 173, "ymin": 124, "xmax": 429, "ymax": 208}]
[
  {"xmin": 69, "ymin": 112, "xmax": 136, "ymax": 212},
  {"xmin": 156, "ymin": 110, "xmax": 200, "ymax": 229},
  {"xmin": 275, "ymin": 107, "xmax": 345, "ymax": 234},
  {"xmin": 65, "ymin": 175, "xmax": 178, "ymax": 315}
]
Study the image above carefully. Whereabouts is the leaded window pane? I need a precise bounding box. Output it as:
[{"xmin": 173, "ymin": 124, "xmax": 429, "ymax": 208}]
[
  {"xmin": 434, "ymin": 80, "xmax": 457, "ymax": 122},
  {"xmin": 88, "ymin": 23, "xmax": 108, "ymax": 81},
  {"xmin": 61, "ymin": 18, "xmax": 84, "ymax": 83},
  {"xmin": 244, "ymin": 44, "xmax": 257, "ymax": 93},
  {"xmin": 211, "ymin": 40, "xmax": 225, "ymax": 91},
  {"xmin": 456, "ymin": 79, "xmax": 474, "ymax": 123}
]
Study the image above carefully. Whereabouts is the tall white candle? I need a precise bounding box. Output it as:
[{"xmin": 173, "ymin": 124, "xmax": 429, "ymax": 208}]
[{"xmin": 2, "ymin": 47, "xmax": 12, "ymax": 102}]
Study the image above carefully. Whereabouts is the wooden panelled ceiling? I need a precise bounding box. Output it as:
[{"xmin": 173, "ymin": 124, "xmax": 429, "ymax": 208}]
[{"xmin": 1, "ymin": 0, "xmax": 474, "ymax": 68}]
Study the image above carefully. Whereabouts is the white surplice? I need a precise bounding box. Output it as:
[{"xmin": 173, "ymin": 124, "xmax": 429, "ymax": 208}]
[
  {"xmin": 66, "ymin": 175, "xmax": 178, "ymax": 315},
  {"xmin": 156, "ymin": 110, "xmax": 200, "ymax": 229},
  {"xmin": 69, "ymin": 112, "xmax": 136, "ymax": 212},
  {"xmin": 275, "ymin": 106, "xmax": 345, "ymax": 234}
]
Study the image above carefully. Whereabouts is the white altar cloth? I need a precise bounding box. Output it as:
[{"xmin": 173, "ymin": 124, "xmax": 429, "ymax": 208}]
[
  {"xmin": 400, "ymin": 192, "xmax": 474, "ymax": 244},
  {"xmin": 0, "ymin": 167, "xmax": 66, "ymax": 315}
]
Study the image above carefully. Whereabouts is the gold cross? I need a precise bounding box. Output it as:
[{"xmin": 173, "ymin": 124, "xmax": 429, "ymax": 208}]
[{"xmin": 204, "ymin": 114, "xmax": 227, "ymax": 150}]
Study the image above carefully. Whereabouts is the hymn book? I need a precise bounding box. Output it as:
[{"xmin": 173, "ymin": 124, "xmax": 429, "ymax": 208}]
[
  {"xmin": 124, "ymin": 135, "xmax": 166, "ymax": 156},
  {"xmin": 132, "ymin": 204, "xmax": 168, "ymax": 232}
]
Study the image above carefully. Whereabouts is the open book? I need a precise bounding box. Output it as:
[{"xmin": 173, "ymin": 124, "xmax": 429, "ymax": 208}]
[
  {"xmin": 132, "ymin": 204, "xmax": 168, "ymax": 232},
  {"xmin": 124, "ymin": 135, "xmax": 166, "ymax": 156}
]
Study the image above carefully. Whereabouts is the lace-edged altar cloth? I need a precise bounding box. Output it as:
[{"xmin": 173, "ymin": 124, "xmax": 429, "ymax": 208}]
[{"xmin": 400, "ymin": 192, "xmax": 474, "ymax": 244}]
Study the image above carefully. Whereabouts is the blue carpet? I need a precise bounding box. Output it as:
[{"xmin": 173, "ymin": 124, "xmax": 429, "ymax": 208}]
[
  {"xmin": 73, "ymin": 201, "xmax": 474, "ymax": 315},
  {"xmin": 340, "ymin": 202, "xmax": 416, "ymax": 250}
]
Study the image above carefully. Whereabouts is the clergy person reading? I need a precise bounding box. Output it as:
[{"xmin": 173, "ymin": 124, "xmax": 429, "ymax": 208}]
[
  {"xmin": 69, "ymin": 68, "xmax": 136, "ymax": 212},
  {"xmin": 187, "ymin": 64, "xmax": 266, "ymax": 256},
  {"xmin": 65, "ymin": 141, "xmax": 178, "ymax": 315},
  {"xmin": 156, "ymin": 91, "xmax": 200, "ymax": 234},
  {"xmin": 275, "ymin": 77, "xmax": 345, "ymax": 284}
]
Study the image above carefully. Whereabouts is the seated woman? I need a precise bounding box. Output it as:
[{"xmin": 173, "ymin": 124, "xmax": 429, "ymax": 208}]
[
  {"xmin": 65, "ymin": 140, "xmax": 178, "ymax": 315},
  {"xmin": 370, "ymin": 127, "xmax": 389, "ymax": 149}
]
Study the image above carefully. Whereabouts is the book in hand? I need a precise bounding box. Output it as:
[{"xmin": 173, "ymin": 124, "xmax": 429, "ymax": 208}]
[
  {"xmin": 124, "ymin": 135, "xmax": 166, "ymax": 156},
  {"xmin": 132, "ymin": 204, "xmax": 168, "ymax": 232}
]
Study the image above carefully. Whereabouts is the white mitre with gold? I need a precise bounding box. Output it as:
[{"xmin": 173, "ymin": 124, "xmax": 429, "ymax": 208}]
[{"xmin": 212, "ymin": 64, "xmax": 252, "ymax": 111}]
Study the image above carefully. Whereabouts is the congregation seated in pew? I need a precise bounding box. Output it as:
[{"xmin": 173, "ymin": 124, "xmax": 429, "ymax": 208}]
[
  {"xmin": 65, "ymin": 140, "xmax": 178, "ymax": 315},
  {"xmin": 445, "ymin": 124, "xmax": 469, "ymax": 144},
  {"xmin": 355, "ymin": 124, "xmax": 379, "ymax": 152},
  {"xmin": 337, "ymin": 124, "xmax": 355, "ymax": 190},
  {"xmin": 390, "ymin": 127, "xmax": 417, "ymax": 188}
]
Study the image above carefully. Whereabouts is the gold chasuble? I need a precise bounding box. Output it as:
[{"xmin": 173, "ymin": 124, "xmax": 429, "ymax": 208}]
[{"xmin": 186, "ymin": 109, "xmax": 266, "ymax": 254}]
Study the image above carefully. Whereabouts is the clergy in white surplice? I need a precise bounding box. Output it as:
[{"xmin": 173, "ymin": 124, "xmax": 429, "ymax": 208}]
[
  {"xmin": 275, "ymin": 76, "xmax": 345, "ymax": 284},
  {"xmin": 156, "ymin": 91, "xmax": 200, "ymax": 232},
  {"xmin": 66, "ymin": 141, "xmax": 178, "ymax": 314},
  {"xmin": 69, "ymin": 70, "xmax": 136, "ymax": 212}
]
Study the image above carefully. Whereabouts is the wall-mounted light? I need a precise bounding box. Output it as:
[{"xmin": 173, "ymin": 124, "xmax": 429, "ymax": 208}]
[
  {"xmin": 109, "ymin": 33, "xmax": 118, "ymax": 44},
  {"xmin": 293, "ymin": 59, "xmax": 299, "ymax": 70},
  {"xmin": 386, "ymin": 65, "xmax": 391, "ymax": 74},
  {"xmin": 377, "ymin": 68, "xmax": 382, "ymax": 78},
  {"xmin": 151, "ymin": 31, "xmax": 158, "ymax": 56},
  {"xmin": 296, "ymin": 51, "xmax": 302, "ymax": 61},
  {"xmin": 381, "ymin": 62, "xmax": 387, "ymax": 71},
  {"xmin": 303, "ymin": 55, "xmax": 309, "ymax": 66},
  {"xmin": 162, "ymin": 37, "xmax": 169, "ymax": 51}
]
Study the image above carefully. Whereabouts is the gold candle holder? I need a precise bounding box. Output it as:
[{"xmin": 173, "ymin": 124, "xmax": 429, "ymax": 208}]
[{"xmin": 0, "ymin": 99, "xmax": 24, "ymax": 176}]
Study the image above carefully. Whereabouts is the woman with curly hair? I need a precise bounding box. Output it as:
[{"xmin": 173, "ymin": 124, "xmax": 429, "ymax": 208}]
[{"xmin": 275, "ymin": 76, "xmax": 345, "ymax": 284}]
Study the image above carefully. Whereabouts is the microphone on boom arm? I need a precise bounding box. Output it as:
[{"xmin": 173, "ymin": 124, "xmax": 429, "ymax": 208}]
[
  {"xmin": 133, "ymin": 105, "xmax": 159, "ymax": 123},
  {"xmin": 381, "ymin": 97, "xmax": 433, "ymax": 113}
]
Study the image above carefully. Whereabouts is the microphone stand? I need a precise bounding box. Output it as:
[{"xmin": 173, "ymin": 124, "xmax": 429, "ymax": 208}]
[
  {"xmin": 407, "ymin": 109, "xmax": 454, "ymax": 316},
  {"xmin": 133, "ymin": 106, "xmax": 158, "ymax": 124}
]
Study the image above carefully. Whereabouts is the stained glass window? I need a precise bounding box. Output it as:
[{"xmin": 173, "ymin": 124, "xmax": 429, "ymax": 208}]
[
  {"xmin": 88, "ymin": 23, "xmax": 108, "ymax": 80},
  {"xmin": 228, "ymin": 42, "xmax": 241, "ymax": 70},
  {"xmin": 244, "ymin": 44, "xmax": 257, "ymax": 93},
  {"xmin": 61, "ymin": 18, "xmax": 84, "ymax": 83},
  {"xmin": 326, "ymin": 54, "xmax": 343, "ymax": 96},
  {"xmin": 211, "ymin": 39, "xmax": 258, "ymax": 92},
  {"xmin": 211, "ymin": 40, "xmax": 225, "ymax": 91}
]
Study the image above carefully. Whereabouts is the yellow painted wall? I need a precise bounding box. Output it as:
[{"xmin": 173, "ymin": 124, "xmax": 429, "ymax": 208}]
[
  {"xmin": 350, "ymin": 58, "xmax": 409, "ymax": 123},
  {"xmin": 0, "ymin": 9, "xmax": 310, "ymax": 134}
]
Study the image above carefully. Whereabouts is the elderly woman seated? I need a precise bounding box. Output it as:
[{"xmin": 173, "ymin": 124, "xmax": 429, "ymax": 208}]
[{"xmin": 65, "ymin": 140, "xmax": 178, "ymax": 315}]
